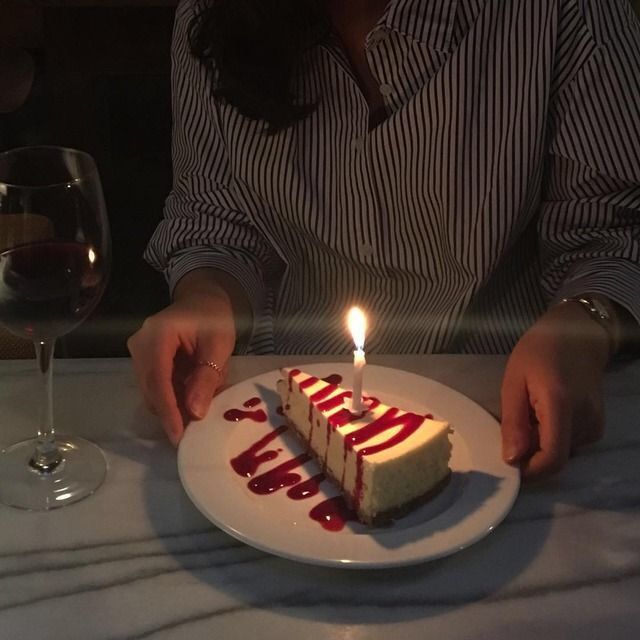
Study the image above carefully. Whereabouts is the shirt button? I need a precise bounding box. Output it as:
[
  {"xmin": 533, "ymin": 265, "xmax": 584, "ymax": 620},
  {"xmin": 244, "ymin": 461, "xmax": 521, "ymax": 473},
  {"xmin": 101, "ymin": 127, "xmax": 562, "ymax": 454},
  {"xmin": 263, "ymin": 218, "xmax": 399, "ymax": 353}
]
[
  {"xmin": 360, "ymin": 244, "xmax": 375, "ymax": 258},
  {"xmin": 379, "ymin": 83, "xmax": 393, "ymax": 97},
  {"xmin": 368, "ymin": 28, "xmax": 388, "ymax": 45},
  {"xmin": 353, "ymin": 137, "xmax": 366, "ymax": 153}
]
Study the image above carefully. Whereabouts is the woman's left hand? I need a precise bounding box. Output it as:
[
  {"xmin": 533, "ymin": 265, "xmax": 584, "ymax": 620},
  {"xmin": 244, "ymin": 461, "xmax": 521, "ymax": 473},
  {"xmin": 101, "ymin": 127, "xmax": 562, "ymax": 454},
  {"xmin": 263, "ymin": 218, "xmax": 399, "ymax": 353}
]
[{"xmin": 500, "ymin": 301, "xmax": 612, "ymax": 481}]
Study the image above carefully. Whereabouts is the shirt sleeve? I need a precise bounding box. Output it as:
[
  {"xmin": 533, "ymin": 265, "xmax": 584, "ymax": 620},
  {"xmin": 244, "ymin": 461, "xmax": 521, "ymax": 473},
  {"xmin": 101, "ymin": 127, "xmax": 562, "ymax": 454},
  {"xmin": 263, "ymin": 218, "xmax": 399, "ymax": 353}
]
[
  {"xmin": 539, "ymin": 0, "xmax": 640, "ymax": 321},
  {"xmin": 144, "ymin": 0, "xmax": 281, "ymax": 330}
]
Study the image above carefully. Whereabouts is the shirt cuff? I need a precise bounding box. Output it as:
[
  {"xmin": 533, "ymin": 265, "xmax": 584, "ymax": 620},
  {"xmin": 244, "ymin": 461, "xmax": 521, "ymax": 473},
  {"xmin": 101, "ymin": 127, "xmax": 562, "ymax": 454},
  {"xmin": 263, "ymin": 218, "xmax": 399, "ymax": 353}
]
[
  {"xmin": 166, "ymin": 246, "xmax": 265, "ymax": 353},
  {"xmin": 551, "ymin": 258, "xmax": 640, "ymax": 327}
]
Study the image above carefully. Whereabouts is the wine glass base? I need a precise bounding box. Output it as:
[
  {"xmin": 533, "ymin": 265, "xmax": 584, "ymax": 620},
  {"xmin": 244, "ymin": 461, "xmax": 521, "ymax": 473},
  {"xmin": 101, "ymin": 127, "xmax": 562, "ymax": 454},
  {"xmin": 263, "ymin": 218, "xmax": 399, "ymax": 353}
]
[{"xmin": 0, "ymin": 436, "xmax": 107, "ymax": 511}]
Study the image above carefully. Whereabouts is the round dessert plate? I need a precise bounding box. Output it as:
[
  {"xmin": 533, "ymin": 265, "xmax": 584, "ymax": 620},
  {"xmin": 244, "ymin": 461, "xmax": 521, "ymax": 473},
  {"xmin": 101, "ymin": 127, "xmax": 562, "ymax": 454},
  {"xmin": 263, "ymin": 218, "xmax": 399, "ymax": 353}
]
[{"xmin": 178, "ymin": 363, "xmax": 520, "ymax": 568}]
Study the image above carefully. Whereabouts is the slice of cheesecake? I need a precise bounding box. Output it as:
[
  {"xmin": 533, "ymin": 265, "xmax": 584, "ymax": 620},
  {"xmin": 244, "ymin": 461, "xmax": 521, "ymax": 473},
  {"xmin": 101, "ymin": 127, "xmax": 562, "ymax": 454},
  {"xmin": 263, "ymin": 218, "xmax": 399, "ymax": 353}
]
[{"xmin": 276, "ymin": 367, "xmax": 452, "ymax": 525}]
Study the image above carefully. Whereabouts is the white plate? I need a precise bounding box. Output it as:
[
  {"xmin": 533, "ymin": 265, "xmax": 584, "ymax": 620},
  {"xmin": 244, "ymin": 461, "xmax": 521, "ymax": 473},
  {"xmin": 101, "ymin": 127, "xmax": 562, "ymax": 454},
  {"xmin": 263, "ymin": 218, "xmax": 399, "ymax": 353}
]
[{"xmin": 178, "ymin": 363, "xmax": 520, "ymax": 568}]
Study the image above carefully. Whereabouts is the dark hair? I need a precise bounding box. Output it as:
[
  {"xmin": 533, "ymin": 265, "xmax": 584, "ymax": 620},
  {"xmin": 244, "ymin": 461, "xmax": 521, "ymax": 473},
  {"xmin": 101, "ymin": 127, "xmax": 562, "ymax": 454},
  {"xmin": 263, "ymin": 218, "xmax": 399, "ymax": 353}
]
[{"xmin": 190, "ymin": 0, "xmax": 330, "ymax": 133}]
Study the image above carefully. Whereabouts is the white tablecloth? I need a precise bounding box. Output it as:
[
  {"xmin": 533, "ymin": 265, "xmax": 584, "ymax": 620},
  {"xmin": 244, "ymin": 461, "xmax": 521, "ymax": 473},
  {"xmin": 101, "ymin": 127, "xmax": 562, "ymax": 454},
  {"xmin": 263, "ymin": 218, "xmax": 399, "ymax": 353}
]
[{"xmin": 0, "ymin": 355, "xmax": 638, "ymax": 639}]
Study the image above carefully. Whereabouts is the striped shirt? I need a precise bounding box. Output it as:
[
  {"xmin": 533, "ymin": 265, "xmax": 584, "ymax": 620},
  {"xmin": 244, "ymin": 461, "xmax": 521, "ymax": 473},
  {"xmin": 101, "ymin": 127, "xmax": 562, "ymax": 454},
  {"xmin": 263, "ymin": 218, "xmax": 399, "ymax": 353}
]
[{"xmin": 146, "ymin": 0, "xmax": 640, "ymax": 355}]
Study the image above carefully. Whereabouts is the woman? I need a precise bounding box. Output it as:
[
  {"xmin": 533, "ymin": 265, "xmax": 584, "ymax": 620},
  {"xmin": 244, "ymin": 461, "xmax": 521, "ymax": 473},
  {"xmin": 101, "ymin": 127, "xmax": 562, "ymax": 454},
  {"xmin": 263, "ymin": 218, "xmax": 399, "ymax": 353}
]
[{"xmin": 128, "ymin": 0, "xmax": 640, "ymax": 480}]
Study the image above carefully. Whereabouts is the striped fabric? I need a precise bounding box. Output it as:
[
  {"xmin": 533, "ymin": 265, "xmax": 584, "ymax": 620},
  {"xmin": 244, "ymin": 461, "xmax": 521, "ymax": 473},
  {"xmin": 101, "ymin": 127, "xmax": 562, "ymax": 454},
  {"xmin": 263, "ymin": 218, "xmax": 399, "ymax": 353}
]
[{"xmin": 146, "ymin": 0, "xmax": 640, "ymax": 355}]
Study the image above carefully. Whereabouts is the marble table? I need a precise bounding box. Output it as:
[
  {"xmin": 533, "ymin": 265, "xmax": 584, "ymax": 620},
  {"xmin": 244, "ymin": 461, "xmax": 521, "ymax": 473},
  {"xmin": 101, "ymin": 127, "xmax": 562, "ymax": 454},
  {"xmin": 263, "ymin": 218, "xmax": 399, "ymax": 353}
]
[{"xmin": 0, "ymin": 355, "xmax": 639, "ymax": 639}]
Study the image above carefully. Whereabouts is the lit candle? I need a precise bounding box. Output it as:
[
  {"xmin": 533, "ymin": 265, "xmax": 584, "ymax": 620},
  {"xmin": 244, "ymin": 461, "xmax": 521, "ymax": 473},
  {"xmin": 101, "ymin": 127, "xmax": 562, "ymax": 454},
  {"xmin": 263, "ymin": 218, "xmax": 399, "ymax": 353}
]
[{"xmin": 347, "ymin": 306, "xmax": 367, "ymax": 413}]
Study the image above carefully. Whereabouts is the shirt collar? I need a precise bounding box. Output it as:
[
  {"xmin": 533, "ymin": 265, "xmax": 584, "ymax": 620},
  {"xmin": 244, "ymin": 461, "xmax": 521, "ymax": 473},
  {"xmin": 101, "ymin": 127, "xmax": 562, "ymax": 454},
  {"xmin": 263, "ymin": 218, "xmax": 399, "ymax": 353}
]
[{"xmin": 381, "ymin": 0, "xmax": 459, "ymax": 52}]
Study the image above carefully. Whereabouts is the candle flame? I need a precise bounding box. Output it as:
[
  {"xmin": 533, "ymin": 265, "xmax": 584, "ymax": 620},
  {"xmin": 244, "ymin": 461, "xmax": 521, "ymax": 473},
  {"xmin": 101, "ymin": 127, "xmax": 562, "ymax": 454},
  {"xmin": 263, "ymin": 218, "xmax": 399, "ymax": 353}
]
[{"xmin": 347, "ymin": 307, "xmax": 367, "ymax": 350}]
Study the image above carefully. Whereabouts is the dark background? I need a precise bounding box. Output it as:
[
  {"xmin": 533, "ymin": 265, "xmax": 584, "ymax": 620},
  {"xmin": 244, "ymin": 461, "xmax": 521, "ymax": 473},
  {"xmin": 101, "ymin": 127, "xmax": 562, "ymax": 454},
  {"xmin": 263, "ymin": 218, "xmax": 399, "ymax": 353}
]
[
  {"xmin": 3, "ymin": 0, "xmax": 640, "ymax": 357},
  {"xmin": 1, "ymin": 1, "xmax": 178, "ymax": 356}
]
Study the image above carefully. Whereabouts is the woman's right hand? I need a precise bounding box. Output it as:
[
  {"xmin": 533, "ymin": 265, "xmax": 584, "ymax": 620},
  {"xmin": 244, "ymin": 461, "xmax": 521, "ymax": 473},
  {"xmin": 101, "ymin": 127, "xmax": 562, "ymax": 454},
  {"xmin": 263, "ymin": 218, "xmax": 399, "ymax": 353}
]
[{"xmin": 127, "ymin": 269, "xmax": 238, "ymax": 446}]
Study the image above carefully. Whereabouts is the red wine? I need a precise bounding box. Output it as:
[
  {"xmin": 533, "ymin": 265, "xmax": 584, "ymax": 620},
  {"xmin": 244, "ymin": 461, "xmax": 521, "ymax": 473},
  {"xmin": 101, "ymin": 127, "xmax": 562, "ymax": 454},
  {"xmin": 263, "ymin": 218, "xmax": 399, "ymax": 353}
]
[{"xmin": 0, "ymin": 241, "xmax": 107, "ymax": 340}]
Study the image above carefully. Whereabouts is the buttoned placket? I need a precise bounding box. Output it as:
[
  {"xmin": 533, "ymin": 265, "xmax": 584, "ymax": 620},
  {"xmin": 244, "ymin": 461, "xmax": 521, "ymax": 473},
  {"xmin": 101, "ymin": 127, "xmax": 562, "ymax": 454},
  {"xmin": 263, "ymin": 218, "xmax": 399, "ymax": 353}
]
[
  {"xmin": 351, "ymin": 126, "xmax": 380, "ymax": 267},
  {"xmin": 319, "ymin": 31, "xmax": 400, "ymax": 268}
]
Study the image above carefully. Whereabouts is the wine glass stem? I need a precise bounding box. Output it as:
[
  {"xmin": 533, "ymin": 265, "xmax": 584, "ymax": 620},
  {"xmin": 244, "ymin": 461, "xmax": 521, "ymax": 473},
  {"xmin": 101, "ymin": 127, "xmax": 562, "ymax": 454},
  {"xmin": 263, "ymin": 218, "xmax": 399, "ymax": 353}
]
[{"xmin": 30, "ymin": 339, "xmax": 62, "ymax": 474}]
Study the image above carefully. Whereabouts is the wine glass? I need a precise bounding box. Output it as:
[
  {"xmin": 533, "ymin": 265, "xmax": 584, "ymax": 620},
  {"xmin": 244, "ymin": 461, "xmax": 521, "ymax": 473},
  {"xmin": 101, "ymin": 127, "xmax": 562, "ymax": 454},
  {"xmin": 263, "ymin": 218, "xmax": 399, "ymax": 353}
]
[{"xmin": 0, "ymin": 146, "xmax": 111, "ymax": 510}]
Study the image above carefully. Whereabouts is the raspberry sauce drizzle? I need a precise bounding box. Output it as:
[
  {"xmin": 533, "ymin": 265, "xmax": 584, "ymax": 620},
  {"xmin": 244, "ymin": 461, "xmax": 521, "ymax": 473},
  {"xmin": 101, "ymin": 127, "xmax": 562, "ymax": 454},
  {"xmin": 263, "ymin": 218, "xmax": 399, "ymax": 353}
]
[
  {"xmin": 299, "ymin": 375, "xmax": 319, "ymax": 390},
  {"xmin": 309, "ymin": 383, "xmax": 339, "ymax": 439},
  {"xmin": 309, "ymin": 496, "xmax": 358, "ymax": 532},
  {"xmin": 310, "ymin": 383, "xmax": 338, "ymax": 403},
  {"xmin": 288, "ymin": 369, "xmax": 300, "ymax": 391},
  {"xmin": 287, "ymin": 473, "xmax": 324, "ymax": 500},
  {"xmin": 228, "ymin": 371, "xmax": 426, "ymax": 532},
  {"xmin": 224, "ymin": 407, "xmax": 268, "ymax": 423},
  {"xmin": 248, "ymin": 453, "xmax": 311, "ymax": 495},
  {"xmin": 230, "ymin": 425, "xmax": 288, "ymax": 477}
]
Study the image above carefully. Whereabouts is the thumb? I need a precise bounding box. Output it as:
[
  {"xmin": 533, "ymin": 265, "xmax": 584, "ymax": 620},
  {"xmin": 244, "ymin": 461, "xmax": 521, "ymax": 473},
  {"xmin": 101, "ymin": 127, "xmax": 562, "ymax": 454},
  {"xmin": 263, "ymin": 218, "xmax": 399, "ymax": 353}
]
[
  {"xmin": 185, "ymin": 357, "xmax": 228, "ymax": 420},
  {"xmin": 500, "ymin": 371, "xmax": 533, "ymax": 465}
]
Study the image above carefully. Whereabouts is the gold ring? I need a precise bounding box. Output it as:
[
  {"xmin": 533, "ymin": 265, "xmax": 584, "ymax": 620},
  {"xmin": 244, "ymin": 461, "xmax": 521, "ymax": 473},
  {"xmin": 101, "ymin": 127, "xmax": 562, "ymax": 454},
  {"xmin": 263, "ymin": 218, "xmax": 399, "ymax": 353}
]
[{"xmin": 196, "ymin": 360, "xmax": 223, "ymax": 376}]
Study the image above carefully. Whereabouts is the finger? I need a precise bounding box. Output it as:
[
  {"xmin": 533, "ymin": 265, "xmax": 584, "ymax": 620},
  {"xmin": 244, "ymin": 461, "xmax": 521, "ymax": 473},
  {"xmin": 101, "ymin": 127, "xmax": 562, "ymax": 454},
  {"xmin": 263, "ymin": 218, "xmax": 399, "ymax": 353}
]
[
  {"xmin": 500, "ymin": 371, "xmax": 533, "ymax": 465},
  {"xmin": 145, "ymin": 338, "xmax": 187, "ymax": 446},
  {"xmin": 184, "ymin": 361, "xmax": 227, "ymax": 420},
  {"xmin": 184, "ymin": 341, "xmax": 231, "ymax": 420},
  {"xmin": 521, "ymin": 390, "xmax": 572, "ymax": 481}
]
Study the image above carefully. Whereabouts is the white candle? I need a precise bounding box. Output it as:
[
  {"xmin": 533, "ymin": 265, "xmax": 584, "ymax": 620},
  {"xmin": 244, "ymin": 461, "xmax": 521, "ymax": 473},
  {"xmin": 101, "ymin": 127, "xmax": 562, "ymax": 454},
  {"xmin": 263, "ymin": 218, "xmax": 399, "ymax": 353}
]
[
  {"xmin": 352, "ymin": 347, "xmax": 366, "ymax": 413},
  {"xmin": 347, "ymin": 307, "xmax": 367, "ymax": 413}
]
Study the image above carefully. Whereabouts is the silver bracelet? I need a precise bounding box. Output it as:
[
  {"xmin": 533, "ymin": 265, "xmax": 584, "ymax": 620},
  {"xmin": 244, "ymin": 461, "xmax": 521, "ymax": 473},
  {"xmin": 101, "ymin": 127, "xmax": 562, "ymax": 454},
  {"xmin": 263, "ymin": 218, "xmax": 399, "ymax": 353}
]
[
  {"xmin": 560, "ymin": 295, "xmax": 610, "ymax": 324},
  {"xmin": 560, "ymin": 295, "xmax": 616, "ymax": 352}
]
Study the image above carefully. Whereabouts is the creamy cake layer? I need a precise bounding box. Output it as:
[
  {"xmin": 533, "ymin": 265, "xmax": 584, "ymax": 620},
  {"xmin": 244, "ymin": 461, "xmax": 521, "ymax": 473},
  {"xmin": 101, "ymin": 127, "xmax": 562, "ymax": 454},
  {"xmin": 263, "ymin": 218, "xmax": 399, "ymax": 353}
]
[{"xmin": 276, "ymin": 367, "xmax": 452, "ymax": 525}]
